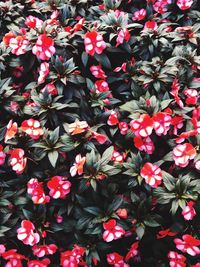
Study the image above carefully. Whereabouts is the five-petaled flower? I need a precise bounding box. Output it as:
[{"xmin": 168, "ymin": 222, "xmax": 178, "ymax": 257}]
[
  {"xmin": 168, "ymin": 251, "xmax": 186, "ymax": 267},
  {"xmin": 174, "ymin": 235, "xmax": 200, "ymax": 256},
  {"xmin": 182, "ymin": 201, "xmax": 196, "ymax": 221},
  {"xmin": 10, "ymin": 148, "xmax": 27, "ymax": 174},
  {"xmin": 32, "ymin": 244, "xmax": 57, "ymax": 258},
  {"xmin": 21, "ymin": 119, "xmax": 43, "ymax": 139},
  {"xmin": 84, "ymin": 31, "xmax": 106, "ymax": 56},
  {"xmin": 47, "ymin": 176, "xmax": 71, "ymax": 199},
  {"xmin": 140, "ymin": 162, "xmax": 162, "ymax": 188},
  {"xmin": 27, "ymin": 178, "xmax": 50, "ymax": 204},
  {"xmin": 177, "ymin": 0, "xmax": 193, "ymax": 10},
  {"xmin": 102, "ymin": 219, "xmax": 125, "ymax": 242},
  {"xmin": 32, "ymin": 34, "xmax": 55, "ymax": 60},
  {"xmin": 17, "ymin": 220, "xmax": 40, "ymax": 246},
  {"xmin": 173, "ymin": 143, "xmax": 196, "ymax": 167},
  {"xmin": 130, "ymin": 114, "xmax": 153, "ymax": 137}
]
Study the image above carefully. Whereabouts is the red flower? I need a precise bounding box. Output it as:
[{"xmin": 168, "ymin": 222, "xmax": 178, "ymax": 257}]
[
  {"xmin": 116, "ymin": 208, "xmax": 128, "ymax": 218},
  {"xmin": 107, "ymin": 111, "xmax": 119, "ymax": 126},
  {"xmin": 91, "ymin": 131, "xmax": 107, "ymax": 144},
  {"xmin": 184, "ymin": 89, "xmax": 198, "ymax": 105},
  {"xmin": 112, "ymin": 150, "xmax": 125, "ymax": 163},
  {"xmin": 47, "ymin": 176, "xmax": 71, "ymax": 199},
  {"xmin": 3, "ymin": 32, "xmax": 16, "ymax": 46},
  {"xmin": 21, "ymin": 119, "xmax": 43, "ymax": 139},
  {"xmin": 90, "ymin": 65, "xmax": 107, "ymax": 79},
  {"xmin": 4, "ymin": 120, "xmax": 18, "ymax": 143},
  {"xmin": 60, "ymin": 245, "xmax": 85, "ymax": 267},
  {"xmin": 0, "ymin": 145, "xmax": 6, "ymax": 165},
  {"xmin": 84, "ymin": 31, "xmax": 106, "ymax": 56},
  {"xmin": 130, "ymin": 114, "xmax": 153, "ymax": 137},
  {"xmin": 103, "ymin": 219, "xmax": 125, "ymax": 242},
  {"xmin": 153, "ymin": 112, "xmax": 171, "ymax": 136},
  {"xmin": 116, "ymin": 28, "xmax": 131, "ymax": 47},
  {"xmin": 25, "ymin": 15, "xmax": 43, "ymax": 29},
  {"xmin": 10, "ymin": 148, "xmax": 27, "ymax": 174},
  {"xmin": 140, "ymin": 162, "xmax": 162, "ymax": 188},
  {"xmin": 38, "ymin": 62, "xmax": 49, "ymax": 84},
  {"xmin": 119, "ymin": 122, "xmax": 129, "ymax": 135},
  {"xmin": 27, "ymin": 258, "xmax": 50, "ymax": 267},
  {"xmin": 27, "ymin": 178, "xmax": 50, "ymax": 204},
  {"xmin": 134, "ymin": 136, "xmax": 155, "ymax": 154},
  {"xmin": 177, "ymin": 0, "xmax": 193, "ymax": 10},
  {"xmin": 182, "ymin": 201, "xmax": 196, "ymax": 221},
  {"xmin": 132, "ymin": 9, "xmax": 146, "ymax": 21},
  {"xmin": 174, "ymin": 235, "xmax": 200, "ymax": 256},
  {"xmin": 153, "ymin": 0, "xmax": 171, "ymax": 14},
  {"xmin": 107, "ymin": 252, "xmax": 129, "ymax": 267},
  {"xmin": 171, "ymin": 79, "xmax": 184, "ymax": 108},
  {"xmin": 41, "ymin": 83, "xmax": 58, "ymax": 95},
  {"xmin": 8, "ymin": 35, "xmax": 29, "ymax": 55},
  {"xmin": 95, "ymin": 80, "xmax": 112, "ymax": 97},
  {"xmin": 32, "ymin": 244, "xmax": 57, "ymax": 258},
  {"xmin": 32, "ymin": 34, "xmax": 55, "ymax": 60},
  {"xmin": 70, "ymin": 154, "xmax": 86, "ymax": 176},
  {"xmin": 125, "ymin": 242, "xmax": 139, "ymax": 262},
  {"xmin": 2, "ymin": 249, "xmax": 26, "ymax": 267},
  {"xmin": 173, "ymin": 143, "xmax": 196, "ymax": 167},
  {"xmin": 17, "ymin": 220, "xmax": 40, "ymax": 246},
  {"xmin": 168, "ymin": 251, "xmax": 186, "ymax": 267},
  {"xmin": 157, "ymin": 228, "xmax": 177, "ymax": 239},
  {"xmin": 144, "ymin": 20, "xmax": 158, "ymax": 30}
]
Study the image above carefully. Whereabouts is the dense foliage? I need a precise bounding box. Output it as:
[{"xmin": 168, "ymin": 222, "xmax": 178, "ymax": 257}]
[{"xmin": 0, "ymin": 0, "xmax": 200, "ymax": 266}]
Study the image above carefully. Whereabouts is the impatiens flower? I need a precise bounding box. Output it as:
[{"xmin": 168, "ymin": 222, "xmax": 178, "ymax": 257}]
[
  {"xmin": 95, "ymin": 80, "xmax": 112, "ymax": 97},
  {"xmin": 68, "ymin": 120, "xmax": 88, "ymax": 135},
  {"xmin": 47, "ymin": 176, "xmax": 71, "ymax": 199},
  {"xmin": 32, "ymin": 34, "xmax": 55, "ymax": 60},
  {"xmin": 174, "ymin": 235, "xmax": 200, "ymax": 256},
  {"xmin": 17, "ymin": 220, "xmax": 40, "ymax": 246},
  {"xmin": 25, "ymin": 15, "xmax": 43, "ymax": 29},
  {"xmin": 90, "ymin": 65, "xmax": 107, "ymax": 79},
  {"xmin": 182, "ymin": 201, "xmax": 196, "ymax": 221},
  {"xmin": 130, "ymin": 114, "xmax": 153, "ymax": 137},
  {"xmin": 112, "ymin": 150, "xmax": 125, "ymax": 163},
  {"xmin": 102, "ymin": 219, "xmax": 125, "ymax": 242},
  {"xmin": 27, "ymin": 178, "xmax": 50, "ymax": 204},
  {"xmin": 107, "ymin": 111, "xmax": 119, "ymax": 126},
  {"xmin": 70, "ymin": 154, "xmax": 86, "ymax": 176},
  {"xmin": 84, "ymin": 31, "xmax": 106, "ymax": 56},
  {"xmin": 0, "ymin": 244, "xmax": 6, "ymax": 254},
  {"xmin": 125, "ymin": 242, "xmax": 139, "ymax": 262},
  {"xmin": 3, "ymin": 32, "xmax": 16, "ymax": 46},
  {"xmin": 140, "ymin": 162, "xmax": 162, "ymax": 188},
  {"xmin": 116, "ymin": 208, "xmax": 128, "ymax": 218},
  {"xmin": 21, "ymin": 119, "xmax": 43, "ymax": 139},
  {"xmin": 157, "ymin": 228, "xmax": 177, "ymax": 239},
  {"xmin": 184, "ymin": 89, "xmax": 198, "ymax": 105},
  {"xmin": 8, "ymin": 35, "xmax": 29, "ymax": 55},
  {"xmin": 171, "ymin": 79, "xmax": 184, "ymax": 108},
  {"xmin": 153, "ymin": 112, "xmax": 171, "ymax": 136},
  {"xmin": 168, "ymin": 251, "xmax": 186, "ymax": 267},
  {"xmin": 32, "ymin": 244, "xmax": 57, "ymax": 258},
  {"xmin": 134, "ymin": 136, "xmax": 155, "ymax": 154},
  {"xmin": 173, "ymin": 143, "xmax": 196, "ymax": 167},
  {"xmin": 60, "ymin": 245, "xmax": 85, "ymax": 267},
  {"xmin": 116, "ymin": 28, "xmax": 131, "ymax": 47},
  {"xmin": 144, "ymin": 20, "xmax": 158, "ymax": 30},
  {"xmin": 91, "ymin": 131, "xmax": 107, "ymax": 144},
  {"xmin": 177, "ymin": 0, "xmax": 193, "ymax": 10},
  {"xmin": 0, "ymin": 145, "xmax": 6, "ymax": 165},
  {"xmin": 119, "ymin": 122, "xmax": 129, "ymax": 135},
  {"xmin": 10, "ymin": 148, "xmax": 27, "ymax": 174},
  {"xmin": 171, "ymin": 115, "xmax": 184, "ymax": 135},
  {"xmin": 107, "ymin": 252, "xmax": 129, "ymax": 267},
  {"xmin": 41, "ymin": 83, "xmax": 58, "ymax": 95},
  {"xmin": 27, "ymin": 258, "xmax": 50, "ymax": 267},
  {"xmin": 114, "ymin": 62, "xmax": 127, "ymax": 72},
  {"xmin": 153, "ymin": 0, "xmax": 172, "ymax": 14},
  {"xmin": 2, "ymin": 249, "xmax": 26, "ymax": 267},
  {"xmin": 132, "ymin": 9, "xmax": 146, "ymax": 21},
  {"xmin": 38, "ymin": 62, "xmax": 49, "ymax": 84}
]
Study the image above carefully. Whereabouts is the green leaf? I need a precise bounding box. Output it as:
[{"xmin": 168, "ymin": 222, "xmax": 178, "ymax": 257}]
[{"xmin": 48, "ymin": 150, "xmax": 59, "ymax": 167}]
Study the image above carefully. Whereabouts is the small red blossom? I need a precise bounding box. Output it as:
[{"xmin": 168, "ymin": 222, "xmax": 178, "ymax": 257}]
[
  {"xmin": 27, "ymin": 258, "xmax": 50, "ymax": 267},
  {"xmin": 47, "ymin": 176, "xmax": 71, "ymax": 199},
  {"xmin": 173, "ymin": 143, "xmax": 196, "ymax": 167},
  {"xmin": 132, "ymin": 9, "xmax": 146, "ymax": 21},
  {"xmin": 38, "ymin": 62, "xmax": 49, "ymax": 84},
  {"xmin": 103, "ymin": 219, "xmax": 125, "ymax": 242},
  {"xmin": 177, "ymin": 0, "xmax": 193, "ymax": 10},
  {"xmin": 140, "ymin": 162, "xmax": 162, "ymax": 188},
  {"xmin": 91, "ymin": 131, "xmax": 107, "ymax": 144},
  {"xmin": 112, "ymin": 150, "xmax": 125, "ymax": 163},
  {"xmin": 41, "ymin": 83, "xmax": 58, "ymax": 95},
  {"xmin": 107, "ymin": 111, "xmax": 119, "ymax": 126},
  {"xmin": 116, "ymin": 28, "xmax": 131, "ymax": 47},
  {"xmin": 8, "ymin": 35, "xmax": 29, "ymax": 55},
  {"xmin": 144, "ymin": 20, "xmax": 158, "ymax": 30},
  {"xmin": 116, "ymin": 208, "xmax": 128, "ymax": 218},
  {"xmin": 184, "ymin": 89, "xmax": 198, "ymax": 105},
  {"xmin": 10, "ymin": 148, "xmax": 27, "ymax": 174},
  {"xmin": 174, "ymin": 235, "xmax": 200, "ymax": 256},
  {"xmin": 157, "ymin": 228, "xmax": 177, "ymax": 239},
  {"xmin": 84, "ymin": 31, "xmax": 106, "ymax": 56},
  {"xmin": 168, "ymin": 251, "xmax": 186, "ymax": 267},
  {"xmin": 182, "ymin": 201, "xmax": 196, "ymax": 221},
  {"xmin": 32, "ymin": 34, "xmax": 55, "ymax": 60},
  {"xmin": 27, "ymin": 178, "xmax": 50, "ymax": 204},
  {"xmin": 70, "ymin": 154, "xmax": 86, "ymax": 177},
  {"xmin": 17, "ymin": 220, "xmax": 40, "ymax": 246},
  {"xmin": 25, "ymin": 15, "xmax": 43, "ymax": 29},
  {"xmin": 130, "ymin": 114, "xmax": 153, "ymax": 137},
  {"xmin": 125, "ymin": 242, "xmax": 139, "ymax": 262},
  {"xmin": 21, "ymin": 119, "xmax": 43, "ymax": 139},
  {"xmin": 107, "ymin": 252, "xmax": 129, "ymax": 267},
  {"xmin": 32, "ymin": 244, "xmax": 57, "ymax": 258},
  {"xmin": 119, "ymin": 122, "xmax": 129, "ymax": 135},
  {"xmin": 153, "ymin": 112, "xmax": 171, "ymax": 136},
  {"xmin": 90, "ymin": 65, "xmax": 107, "ymax": 79},
  {"xmin": 171, "ymin": 79, "xmax": 184, "ymax": 108},
  {"xmin": 60, "ymin": 245, "xmax": 85, "ymax": 267},
  {"xmin": 134, "ymin": 136, "xmax": 155, "ymax": 154},
  {"xmin": 95, "ymin": 80, "xmax": 112, "ymax": 97}
]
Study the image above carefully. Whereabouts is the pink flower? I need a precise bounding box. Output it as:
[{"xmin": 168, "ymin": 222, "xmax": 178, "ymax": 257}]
[
  {"xmin": 116, "ymin": 28, "xmax": 130, "ymax": 47},
  {"xmin": 25, "ymin": 15, "xmax": 43, "ymax": 29},
  {"xmin": 60, "ymin": 245, "xmax": 85, "ymax": 267},
  {"xmin": 32, "ymin": 34, "xmax": 55, "ymax": 60},
  {"xmin": 112, "ymin": 150, "xmax": 125, "ymax": 163},
  {"xmin": 102, "ymin": 219, "xmax": 125, "ymax": 242},
  {"xmin": 38, "ymin": 62, "xmax": 49, "ymax": 84},
  {"xmin": 4, "ymin": 120, "xmax": 18, "ymax": 143},
  {"xmin": 90, "ymin": 65, "xmax": 107, "ymax": 79},
  {"xmin": 134, "ymin": 136, "xmax": 155, "ymax": 154},
  {"xmin": 177, "ymin": 0, "xmax": 193, "ymax": 10},
  {"xmin": 70, "ymin": 154, "xmax": 86, "ymax": 177},
  {"xmin": 0, "ymin": 244, "xmax": 6, "ymax": 255},
  {"xmin": 21, "ymin": 119, "xmax": 43, "ymax": 139},
  {"xmin": 168, "ymin": 251, "xmax": 186, "ymax": 267},
  {"xmin": 153, "ymin": 112, "xmax": 171, "ymax": 136},
  {"xmin": 41, "ymin": 83, "xmax": 58, "ymax": 95},
  {"xmin": 95, "ymin": 80, "xmax": 112, "ymax": 97},
  {"xmin": 84, "ymin": 31, "xmax": 106, "ymax": 56},
  {"xmin": 107, "ymin": 252, "xmax": 129, "ymax": 267},
  {"xmin": 182, "ymin": 201, "xmax": 196, "ymax": 221},
  {"xmin": 140, "ymin": 162, "xmax": 162, "ymax": 188},
  {"xmin": 116, "ymin": 208, "xmax": 128, "ymax": 219},
  {"xmin": 0, "ymin": 145, "xmax": 6, "ymax": 165},
  {"xmin": 130, "ymin": 114, "xmax": 153, "ymax": 137},
  {"xmin": 174, "ymin": 235, "xmax": 200, "ymax": 256},
  {"xmin": 27, "ymin": 258, "xmax": 50, "ymax": 267},
  {"xmin": 8, "ymin": 36, "xmax": 29, "ymax": 55},
  {"xmin": 173, "ymin": 143, "xmax": 196, "ymax": 167},
  {"xmin": 2, "ymin": 249, "xmax": 26, "ymax": 267},
  {"xmin": 119, "ymin": 122, "xmax": 129, "ymax": 135},
  {"xmin": 27, "ymin": 178, "xmax": 50, "ymax": 204},
  {"xmin": 125, "ymin": 242, "xmax": 139, "ymax": 262},
  {"xmin": 17, "ymin": 220, "xmax": 40, "ymax": 246},
  {"xmin": 47, "ymin": 176, "xmax": 71, "ymax": 199},
  {"xmin": 153, "ymin": 0, "xmax": 172, "ymax": 14},
  {"xmin": 144, "ymin": 21, "xmax": 158, "ymax": 30},
  {"xmin": 184, "ymin": 89, "xmax": 198, "ymax": 105},
  {"xmin": 171, "ymin": 79, "xmax": 184, "ymax": 108},
  {"xmin": 10, "ymin": 148, "xmax": 27, "ymax": 174},
  {"xmin": 107, "ymin": 111, "xmax": 119, "ymax": 126},
  {"xmin": 132, "ymin": 9, "xmax": 146, "ymax": 21},
  {"xmin": 114, "ymin": 63, "xmax": 127, "ymax": 72},
  {"xmin": 32, "ymin": 244, "xmax": 57, "ymax": 258},
  {"xmin": 91, "ymin": 131, "xmax": 107, "ymax": 144}
]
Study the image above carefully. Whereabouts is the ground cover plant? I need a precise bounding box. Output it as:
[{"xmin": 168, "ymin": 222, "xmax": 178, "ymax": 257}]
[{"xmin": 0, "ymin": 0, "xmax": 200, "ymax": 266}]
